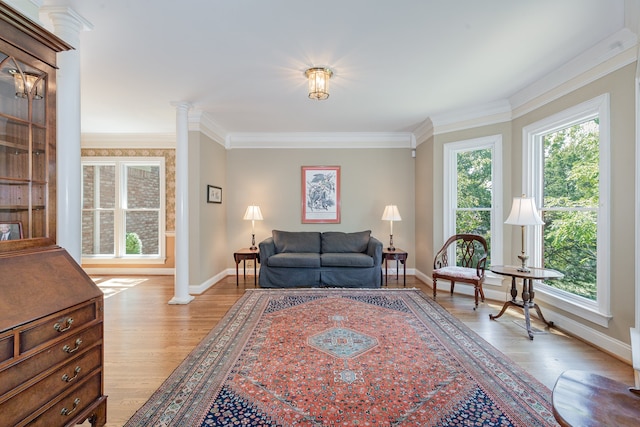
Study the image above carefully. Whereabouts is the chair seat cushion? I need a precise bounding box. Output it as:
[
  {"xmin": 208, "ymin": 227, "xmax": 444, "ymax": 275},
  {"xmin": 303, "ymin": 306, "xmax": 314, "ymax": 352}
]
[
  {"xmin": 433, "ymin": 266, "xmax": 480, "ymax": 281},
  {"xmin": 321, "ymin": 253, "xmax": 373, "ymax": 267}
]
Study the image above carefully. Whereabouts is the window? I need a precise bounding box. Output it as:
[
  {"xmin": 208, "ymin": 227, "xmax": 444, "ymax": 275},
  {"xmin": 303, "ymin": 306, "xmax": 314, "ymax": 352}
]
[
  {"xmin": 523, "ymin": 94, "xmax": 610, "ymax": 326},
  {"xmin": 82, "ymin": 157, "xmax": 165, "ymax": 261},
  {"xmin": 444, "ymin": 135, "xmax": 503, "ymax": 269}
]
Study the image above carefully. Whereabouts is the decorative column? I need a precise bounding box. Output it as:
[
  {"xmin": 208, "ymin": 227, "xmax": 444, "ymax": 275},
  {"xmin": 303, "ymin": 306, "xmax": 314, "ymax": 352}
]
[
  {"xmin": 41, "ymin": 6, "xmax": 92, "ymax": 263},
  {"xmin": 169, "ymin": 102, "xmax": 194, "ymax": 304}
]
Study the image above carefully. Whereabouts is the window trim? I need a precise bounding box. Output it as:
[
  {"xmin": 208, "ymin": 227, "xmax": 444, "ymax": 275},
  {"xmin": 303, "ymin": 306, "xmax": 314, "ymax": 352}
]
[
  {"xmin": 443, "ymin": 135, "xmax": 503, "ymax": 285},
  {"xmin": 81, "ymin": 156, "xmax": 166, "ymax": 263},
  {"xmin": 522, "ymin": 94, "xmax": 611, "ymax": 327}
]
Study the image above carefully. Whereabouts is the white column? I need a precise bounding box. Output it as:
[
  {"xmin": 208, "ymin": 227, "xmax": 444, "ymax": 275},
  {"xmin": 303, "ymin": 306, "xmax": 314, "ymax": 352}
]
[
  {"xmin": 169, "ymin": 102, "xmax": 194, "ymax": 304},
  {"xmin": 42, "ymin": 7, "xmax": 92, "ymax": 263}
]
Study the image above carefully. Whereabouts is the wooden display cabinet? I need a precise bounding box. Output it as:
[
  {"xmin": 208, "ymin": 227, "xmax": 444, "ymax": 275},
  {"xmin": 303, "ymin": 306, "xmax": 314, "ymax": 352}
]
[{"xmin": 0, "ymin": 3, "xmax": 108, "ymax": 426}]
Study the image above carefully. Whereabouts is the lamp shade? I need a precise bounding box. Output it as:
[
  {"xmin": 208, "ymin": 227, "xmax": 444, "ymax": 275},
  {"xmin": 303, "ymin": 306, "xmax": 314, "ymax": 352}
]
[
  {"xmin": 381, "ymin": 205, "xmax": 402, "ymax": 221},
  {"xmin": 243, "ymin": 205, "xmax": 263, "ymax": 221},
  {"xmin": 504, "ymin": 197, "xmax": 543, "ymax": 226}
]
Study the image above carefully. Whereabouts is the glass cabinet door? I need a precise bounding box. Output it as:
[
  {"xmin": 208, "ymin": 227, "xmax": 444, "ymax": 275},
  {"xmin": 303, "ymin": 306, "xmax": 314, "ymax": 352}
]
[{"xmin": 0, "ymin": 52, "xmax": 50, "ymax": 242}]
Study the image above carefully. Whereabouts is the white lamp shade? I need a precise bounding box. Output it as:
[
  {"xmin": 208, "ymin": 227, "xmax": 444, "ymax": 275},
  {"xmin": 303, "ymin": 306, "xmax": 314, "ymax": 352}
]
[
  {"xmin": 243, "ymin": 205, "xmax": 263, "ymax": 221},
  {"xmin": 504, "ymin": 197, "xmax": 543, "ymax": 226},
  {"xmin": 381, "ymin": 205, "xmax": 402, "ymax": 221}
]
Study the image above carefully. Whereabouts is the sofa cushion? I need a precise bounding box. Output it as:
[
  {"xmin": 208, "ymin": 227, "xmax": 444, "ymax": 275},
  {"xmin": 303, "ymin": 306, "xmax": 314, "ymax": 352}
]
[
  {"xmin": 272, "ymin": 230, "xmax": 321, "ymax": 253},
  {"xmin": 321, "ymin": 230, "xmax": 371, "ymax": 253},
  {"xmin": 267, "ymin": 253, "xmax": 321, "ymax": 268},
  {"xmin": 321, "ymin": 253, "xmax": 374, "ymax": 267}
]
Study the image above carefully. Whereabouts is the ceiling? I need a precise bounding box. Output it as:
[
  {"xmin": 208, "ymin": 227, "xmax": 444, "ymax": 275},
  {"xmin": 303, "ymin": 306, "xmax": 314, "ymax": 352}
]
[{"xmin": 35, "ymin": 0, "xmax": 635, "ymax": 140}]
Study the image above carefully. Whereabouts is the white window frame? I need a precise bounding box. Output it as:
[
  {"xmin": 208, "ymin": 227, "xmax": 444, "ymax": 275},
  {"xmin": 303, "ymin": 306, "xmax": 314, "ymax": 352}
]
[
  {"xmin": 81, "ymin": 157, "xmax": 166, "ymax": 264},
  {"xmin": 444, "ymin": 135, "xmax": 503, "ymax": 285},
  {"xmin": 522, "ymin": 94, "xmax": 611, "ymax": 327}
]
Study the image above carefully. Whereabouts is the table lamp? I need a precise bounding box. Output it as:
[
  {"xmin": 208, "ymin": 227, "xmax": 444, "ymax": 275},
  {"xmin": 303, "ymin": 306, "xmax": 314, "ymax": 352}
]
[
  {"xmin": 381, "ymin": 205, "xmax": 402, "ymax": 251},
  {"xmin": 243, "ymin": 205, "xmax": 263, "ymax": 250},
  {"xmin": 504, "ymin": 195, "xmax": 544, "ymax": 272}
]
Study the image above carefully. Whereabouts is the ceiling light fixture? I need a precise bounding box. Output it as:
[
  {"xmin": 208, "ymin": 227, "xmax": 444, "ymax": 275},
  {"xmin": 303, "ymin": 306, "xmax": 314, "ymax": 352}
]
[
  {"xmin": 305, "ymin": 67, "xmax": 333, "ymax": 100},
  {"xmin": 8, "ymin": 69, "xmax": 43, "ymax": 100}
]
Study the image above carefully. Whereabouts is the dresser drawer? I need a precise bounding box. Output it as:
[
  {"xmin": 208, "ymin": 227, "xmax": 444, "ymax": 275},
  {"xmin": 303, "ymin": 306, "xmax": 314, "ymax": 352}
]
[
  {"xmin": 0, "ymin": 345, "xmax": 102, "ymax": 427},
  {"xmin": 0, "ymin": 330, "xmax": 14, "ymax": 366},
  {"xmin": 0, "ymin": 323, "xmax": 102, "ymax": 397},
  {"xmin": 19, "ymin": 299, "xmax": 102, "ymax": 355},
  {"xmin": 23, "ymin": 372, "xmax": 103, "ymax": 427}
]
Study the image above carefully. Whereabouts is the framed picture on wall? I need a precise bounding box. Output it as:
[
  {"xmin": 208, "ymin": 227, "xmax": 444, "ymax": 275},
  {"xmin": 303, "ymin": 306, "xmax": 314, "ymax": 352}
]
[
  {"xmin": 301, "ymin": 165, "xmax": 340, "ymax": 223},
  {"xmin": 207, "ymin": 185, "xmax": 222, "ymax": 204},
  {"xmin": 0, "ymin": 221, "xmax": 23, "ymax": 241}
]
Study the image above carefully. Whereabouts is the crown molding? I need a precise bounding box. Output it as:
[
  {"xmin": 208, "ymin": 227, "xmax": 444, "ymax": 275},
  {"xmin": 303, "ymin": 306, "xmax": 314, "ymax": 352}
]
[
  {"xmin": 412, "ymin": 119, "xmax": 433, "ymax": 146},
  {"xmin": 81, "ymin": 133, "xmax": 175, "ymax": 149},
  {"xmin": 188, "ymin": 110, "xmax": 226, "ymax": 147},
  {"xmin": 427, "ymin": 100, "xmax": 512, "ymax": 137},
  {"xmin": 510, "ymin": 28, "xmax": 638, "ymax": 119},
  {"xmin": 225, "ymin": 132, "xmax": 414, "ymax": 149}
]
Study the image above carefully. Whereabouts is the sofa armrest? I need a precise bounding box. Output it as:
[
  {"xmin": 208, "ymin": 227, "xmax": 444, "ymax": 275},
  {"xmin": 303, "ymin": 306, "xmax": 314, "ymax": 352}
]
[
  {"xmin": 259, "ymin": 237, "xmax": 276, "ymax": 263},
  {"xmin": 367, "ymin": 237, "xmax": 383, "ymax": 267}
]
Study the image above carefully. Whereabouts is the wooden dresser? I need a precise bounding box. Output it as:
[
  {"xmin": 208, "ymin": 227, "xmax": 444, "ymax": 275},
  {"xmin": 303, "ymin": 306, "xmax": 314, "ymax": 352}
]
[
  {"xmin": 0, "ymin": 4, "xmax": 106, "ymax": 425},
  {"xmin": 0, "ymin": 247, "xmax": 106, "ymax": 426}
]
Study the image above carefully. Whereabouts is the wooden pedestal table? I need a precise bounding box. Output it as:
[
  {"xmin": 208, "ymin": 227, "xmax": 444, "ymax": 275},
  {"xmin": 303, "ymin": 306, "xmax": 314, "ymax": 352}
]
[
  {"xmin": 552, "ymin": 370, "xmax": 640, "ymax": 426},
  {"xmin": 489, "ymin": 265, "xmax": 563, "ymax": 339}
]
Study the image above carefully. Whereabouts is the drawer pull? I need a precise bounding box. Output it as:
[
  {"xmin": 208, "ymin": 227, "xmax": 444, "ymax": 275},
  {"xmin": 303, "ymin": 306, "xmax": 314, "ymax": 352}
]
[
  {"xmin": 54, "ymin": 317, "xmax": 74, "ymax": 332},
  {"xmin": 60, "ymin": 398, "xmax": 80, "ymax": 417},
  {"xmin": 62, "ymin": 338, "xmax": 83, "ymax": 354},
  {"xmin": 62, "ymin": 366, "xmax": 81, "ymax": 382}
]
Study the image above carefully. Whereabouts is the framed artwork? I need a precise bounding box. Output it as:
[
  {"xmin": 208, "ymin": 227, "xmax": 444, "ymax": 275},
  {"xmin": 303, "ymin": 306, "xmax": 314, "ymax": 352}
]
[
  {"xmin": 207, "ymin": 185, "xmax": 222, "ymax": 204},
  {"xmin": 301, "ymin": 165, "xmax": 340, "ymax": 223},
  {"xmin": 0, "ymin": 221, "xmax": 23, "ymax": 241}
]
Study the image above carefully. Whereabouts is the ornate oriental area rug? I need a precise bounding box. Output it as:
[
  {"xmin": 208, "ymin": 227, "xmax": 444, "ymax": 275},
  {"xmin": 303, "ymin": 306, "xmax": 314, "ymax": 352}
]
[{"xmin": 125, "ymin": 289, "xmax": 558, "ymax": 426}]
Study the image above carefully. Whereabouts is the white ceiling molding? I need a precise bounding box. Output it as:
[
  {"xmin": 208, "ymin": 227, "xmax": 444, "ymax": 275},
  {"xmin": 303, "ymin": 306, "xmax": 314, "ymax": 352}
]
[
  {"xmin": 226, "ymin": 132, "xmax": 414, "ymax": 149},
  {"xmin": 428, "ymin": 100, "xmax": 512, "ymax": 137},
  {"xmin": 510, "ymin": 28, "xmax": 638, "ymax": 119},
  {"xmin": 412, "ymin": 119, "xmax": 434, "ymax": 147},
  {"xmin": 188, "ymin": 110, "xmax": 226, "ymax": 147},
  {"xmin": 81, "ymin": 133, "xmax": 175, "ymax": 149}
]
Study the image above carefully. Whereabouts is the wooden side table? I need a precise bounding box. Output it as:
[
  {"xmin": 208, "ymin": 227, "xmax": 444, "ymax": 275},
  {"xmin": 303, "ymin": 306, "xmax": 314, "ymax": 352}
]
[
  {"xmin": 233, "ymin": 248, "xmax": 260, "ymax": 287},
  {"xmin": 489, "ymin": 265, "xmax": 563, "ymax": 339},
  {"xmin": 552, "ymin": 370, "xmax": 640, "ymax": 426},
  {"xmin": 382, "ymin": 248, "xmax": 408, "ymax": 286}
]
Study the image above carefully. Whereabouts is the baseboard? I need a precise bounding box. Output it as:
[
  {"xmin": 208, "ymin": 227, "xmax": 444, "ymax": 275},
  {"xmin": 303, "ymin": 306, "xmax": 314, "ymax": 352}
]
[
  {"xmin": 83, "ymin": 267, "xmax": 175, "ymax": 275},
  {"xmin": 415, "ymin": 268, "xmax": 632, "ymax": 363}
]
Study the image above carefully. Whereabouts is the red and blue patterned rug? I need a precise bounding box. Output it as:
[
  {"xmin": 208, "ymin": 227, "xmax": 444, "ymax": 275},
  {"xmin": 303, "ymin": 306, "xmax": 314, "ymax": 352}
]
[{"xmin": 125, "ymin": 289, "xmax": 558, "ymax": 426}]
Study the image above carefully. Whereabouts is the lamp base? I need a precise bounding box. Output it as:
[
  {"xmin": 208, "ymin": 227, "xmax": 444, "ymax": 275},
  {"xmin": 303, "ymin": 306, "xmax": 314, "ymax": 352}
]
[
  {"xmin": 388, "ymin": 234, "xmax": 395, "ymax": 251},
  {"xmin": 250, "ymin": 233, "xmax": 257, "ymax": 251},
  {"xmin": 516, "ymin": 254, "xmax": 530, "ymax": 273}
]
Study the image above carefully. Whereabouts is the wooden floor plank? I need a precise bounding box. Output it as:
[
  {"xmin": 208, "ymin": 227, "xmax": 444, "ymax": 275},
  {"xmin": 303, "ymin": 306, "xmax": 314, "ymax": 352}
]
[{"xmin": 96, "ymin": 274, "xmax": 635, "ymax": 426}]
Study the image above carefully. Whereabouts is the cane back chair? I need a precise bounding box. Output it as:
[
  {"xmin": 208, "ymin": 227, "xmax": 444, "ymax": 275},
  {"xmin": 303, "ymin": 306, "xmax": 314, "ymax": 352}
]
[{"xmin": 433, "ymin": 233, "xmax": 488, "ymax": 309}]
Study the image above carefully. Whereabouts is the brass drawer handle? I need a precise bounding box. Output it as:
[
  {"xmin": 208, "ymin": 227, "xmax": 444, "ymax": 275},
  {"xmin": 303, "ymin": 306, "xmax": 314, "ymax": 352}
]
[
  {"xmin": 62, "ymin": 338, "xmax": 83, "ymax": 354},
  {"xmin": 61, "ymin": 366, "xmax": 81, "ymax": 383},
  {"xmin": 54, "ymin": 317, "xmax": 74, "ymax": 332},
  {"xmin": 60, "ymin": 398, "xmax": 80, "ymax": 416}
]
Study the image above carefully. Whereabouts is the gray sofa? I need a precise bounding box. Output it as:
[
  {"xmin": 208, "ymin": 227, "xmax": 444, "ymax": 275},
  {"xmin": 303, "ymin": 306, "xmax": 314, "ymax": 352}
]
[{"xmin": 258, "ymin": 230, "xmax": 383, "ymax": 288}]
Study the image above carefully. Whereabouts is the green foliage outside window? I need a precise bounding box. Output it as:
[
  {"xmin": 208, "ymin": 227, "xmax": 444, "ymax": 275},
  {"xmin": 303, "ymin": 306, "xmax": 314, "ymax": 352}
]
[
  {"xmin": 126, "ymin": 232, "xmax": 143, "ymax": 254},
  {"xmin": 456, "ymin": 148, "xmax": 492, "ymax": 265},
  {"xmin": 542, "ymin": 119, "xmax": 599, "ymax": 300}
]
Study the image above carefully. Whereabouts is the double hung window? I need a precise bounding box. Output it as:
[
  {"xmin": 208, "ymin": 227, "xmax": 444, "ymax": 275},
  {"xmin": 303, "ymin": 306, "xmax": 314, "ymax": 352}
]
[{"xmin": 81, "ymin": 157, "xmax": 165, "ymax": 261}]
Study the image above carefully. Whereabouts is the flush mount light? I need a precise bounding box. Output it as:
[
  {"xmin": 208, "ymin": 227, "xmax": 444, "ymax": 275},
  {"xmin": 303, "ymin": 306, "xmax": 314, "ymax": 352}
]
[
  {"xmin": 8, "ymin": 68, "xmax": 44, "ymax": 100},
  {"xmin": 305, "ymin": 67, "xmax": 333, "ymax": 100}
]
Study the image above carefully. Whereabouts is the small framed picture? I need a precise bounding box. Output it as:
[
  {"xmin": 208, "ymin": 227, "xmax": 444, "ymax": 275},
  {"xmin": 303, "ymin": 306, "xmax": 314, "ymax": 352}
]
[
  {"xmin": 207, "ymin": 185, "xmax": 222, "ymax": 204},
  {"xmin": 0, "ymin": 221, "xmax": 23, "ymax": 241}
]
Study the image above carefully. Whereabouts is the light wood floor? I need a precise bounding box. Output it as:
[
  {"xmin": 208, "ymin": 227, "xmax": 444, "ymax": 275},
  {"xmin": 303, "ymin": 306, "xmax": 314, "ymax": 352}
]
[{"xmin": 95, "ymin": 274, "xmax": 635, "ymax": 427}]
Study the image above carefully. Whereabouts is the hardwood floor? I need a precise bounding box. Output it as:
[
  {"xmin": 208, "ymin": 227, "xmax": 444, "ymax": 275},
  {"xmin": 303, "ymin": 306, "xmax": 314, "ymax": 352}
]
[{"xmin": 96, "ymin": 274, "xmax": 635, "ymax": 426}]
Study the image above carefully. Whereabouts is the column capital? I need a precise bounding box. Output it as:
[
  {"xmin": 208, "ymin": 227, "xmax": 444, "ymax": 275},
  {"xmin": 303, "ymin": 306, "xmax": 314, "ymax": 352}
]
[
  {"xmin": 171, "ymin": 101, "xmax": 193, "ymax": 112},
  {"xmin": 40, "ymin": 6, "xmax": 92, "ymax": 46}
]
